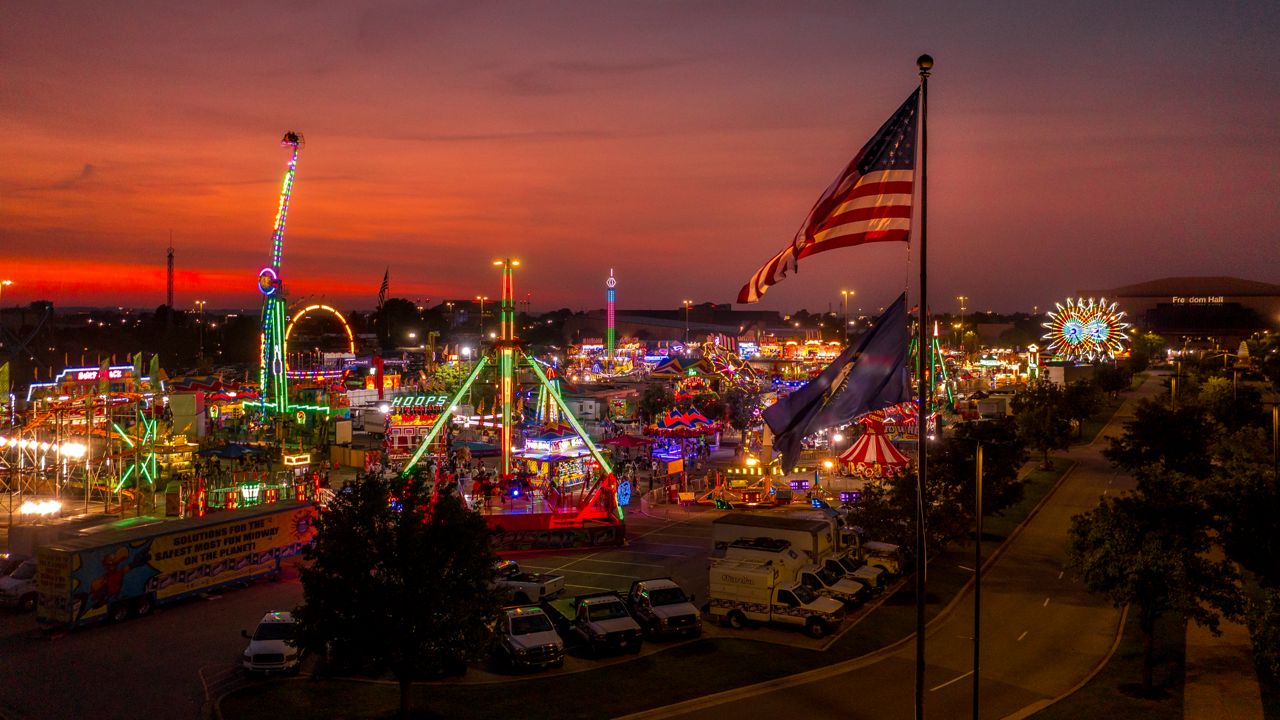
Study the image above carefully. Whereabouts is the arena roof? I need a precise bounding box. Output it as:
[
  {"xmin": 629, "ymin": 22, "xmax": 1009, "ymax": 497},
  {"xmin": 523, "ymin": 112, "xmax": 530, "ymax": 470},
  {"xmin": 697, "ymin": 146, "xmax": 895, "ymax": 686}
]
[{"xmin": 1090, "ymin": 276, "xmax": 1280, "ymax": 298}]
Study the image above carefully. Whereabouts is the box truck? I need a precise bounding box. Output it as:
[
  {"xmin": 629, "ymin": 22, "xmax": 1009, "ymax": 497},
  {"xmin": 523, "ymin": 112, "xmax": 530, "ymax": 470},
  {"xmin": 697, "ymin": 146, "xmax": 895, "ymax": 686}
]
[{"xmin": 37, "ymin": 501, "xmax": 316, "ymax": 630}]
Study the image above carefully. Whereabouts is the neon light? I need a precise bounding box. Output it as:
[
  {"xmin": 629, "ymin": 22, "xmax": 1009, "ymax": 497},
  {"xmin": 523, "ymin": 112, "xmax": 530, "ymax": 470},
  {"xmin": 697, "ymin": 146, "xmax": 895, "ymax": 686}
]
[
  {"xmin": 257, "ymin": 267, "xmax": 281, "ymax": 297},
  {"xmin": 284, "ymin": 303, "xmax": 357, "ymax": 357},
  {"xmin": 258, "ymin": 132, "xmax": 302, "ymax": 415},
  {"xmin": 606, "ymin": 269, "xmax": 616, "ymax": 373},
  {"xmin": 401, "ymin": 356, "xmax": 491, "ymax": 475},
  {"xmin": 1042, "ymin": 297, "xmax": 1130, "ymax": 361},
  {"xmin": 524, "ymin": 352, "xmax": 612, "ymax": 476}
]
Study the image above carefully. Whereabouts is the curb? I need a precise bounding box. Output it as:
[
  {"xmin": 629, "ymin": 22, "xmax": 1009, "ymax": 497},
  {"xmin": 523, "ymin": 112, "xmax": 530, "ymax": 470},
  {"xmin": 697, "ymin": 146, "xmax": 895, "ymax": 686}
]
[
  {"xmin": 617, "ymin": 457, "xmax": 1085, "ymax": 720},
  {"xmin": 1000, "ymin": 605, "xmax": 1130, "ymax": 720}
]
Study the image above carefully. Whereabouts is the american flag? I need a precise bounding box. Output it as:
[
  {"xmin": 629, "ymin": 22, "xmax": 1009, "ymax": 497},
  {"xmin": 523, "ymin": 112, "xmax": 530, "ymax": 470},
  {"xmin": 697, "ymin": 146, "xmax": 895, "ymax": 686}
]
[
  {"xmin": 738, "ymin": 89, "xmax": 919, "ymax": 304},
  {"xmin": 377, "ymin": 267, "xmax": 389, "ymax": 309}
]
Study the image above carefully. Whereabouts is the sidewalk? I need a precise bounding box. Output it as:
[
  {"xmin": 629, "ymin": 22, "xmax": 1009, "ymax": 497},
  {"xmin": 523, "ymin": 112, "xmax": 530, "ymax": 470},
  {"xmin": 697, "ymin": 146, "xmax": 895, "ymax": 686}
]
[{"xmin": 1183, "ymin": 571, "xmax": 1265, "ymax": 720}]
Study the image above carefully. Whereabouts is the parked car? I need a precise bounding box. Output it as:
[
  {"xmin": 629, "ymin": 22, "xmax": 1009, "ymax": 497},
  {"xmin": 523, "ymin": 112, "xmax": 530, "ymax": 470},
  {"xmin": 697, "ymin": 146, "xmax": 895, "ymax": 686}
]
[
  {"xmin": 241, "ymin": 611, "xmax": 302, "ymax": 674},
  {"xmin": 493, "ymin": 560, "xmax": 565, "ymax": 604},
  {"xmin": 626, "ymin": 578, "xmax": 702, "ymax": 639},
  {"xmin": 0, "ymin": 559, "xmax": 38, "ymax": 612},
  {"xmin": 542, "ymin": 592, "xmax": 643, "ymax": 656},
  {"xmin": 0, "ymin": 552, "xmax": 31, "ymax": 578},
  {"xmin": 498, "ymin": 605, "xmax": 565, "ymax": 670}
]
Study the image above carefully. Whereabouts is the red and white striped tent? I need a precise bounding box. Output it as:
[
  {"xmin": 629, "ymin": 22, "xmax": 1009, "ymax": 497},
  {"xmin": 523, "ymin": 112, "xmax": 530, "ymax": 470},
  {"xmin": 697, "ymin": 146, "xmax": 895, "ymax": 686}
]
[{"xmin": 838, "ymin": 432, "xmax": 912, "ymax": 479}]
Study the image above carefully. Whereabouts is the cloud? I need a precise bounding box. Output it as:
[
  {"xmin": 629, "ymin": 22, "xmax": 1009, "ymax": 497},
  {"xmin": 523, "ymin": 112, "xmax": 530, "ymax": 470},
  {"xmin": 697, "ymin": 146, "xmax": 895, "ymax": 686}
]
[{"xmin": 51, "ymin": 163, "xmax": 95, "ymax": 190}]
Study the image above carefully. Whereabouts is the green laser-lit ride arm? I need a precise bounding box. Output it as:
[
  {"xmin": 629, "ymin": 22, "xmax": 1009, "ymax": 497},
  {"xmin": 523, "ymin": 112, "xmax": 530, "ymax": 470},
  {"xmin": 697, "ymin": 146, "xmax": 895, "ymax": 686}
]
[
  {"xmin": 401, "ymin": 356, "xmax": 491, "ymax": 476},
  {"xmin": 524, "ymin": 352, "xmax": 612, "ymax": 475}
]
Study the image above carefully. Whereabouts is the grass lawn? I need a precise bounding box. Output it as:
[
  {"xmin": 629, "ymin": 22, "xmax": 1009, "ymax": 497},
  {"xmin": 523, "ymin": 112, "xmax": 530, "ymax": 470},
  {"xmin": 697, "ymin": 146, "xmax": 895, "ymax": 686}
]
[
  {"xmin": 983, "ymin": 458, "xmax": 1073, "ymax": 543},
  {"xmin": 1030, "ymin": 610, "xmax": 1186, "ymax": 720},
  {"xmin": 1076, "ymin": 396, "xmax": 1124, "ymax": 446}
]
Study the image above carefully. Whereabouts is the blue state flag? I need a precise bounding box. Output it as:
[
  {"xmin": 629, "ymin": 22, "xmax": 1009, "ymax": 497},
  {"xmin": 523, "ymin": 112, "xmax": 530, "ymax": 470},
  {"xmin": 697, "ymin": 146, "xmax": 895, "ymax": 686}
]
[{"xmin": 764, "ymin": 293, "xmax": 910, "ymax": 472}]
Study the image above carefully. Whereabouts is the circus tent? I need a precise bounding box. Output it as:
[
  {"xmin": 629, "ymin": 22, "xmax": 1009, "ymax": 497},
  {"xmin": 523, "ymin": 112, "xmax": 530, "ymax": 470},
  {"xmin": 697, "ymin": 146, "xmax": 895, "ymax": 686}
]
[{"xmin": 838, "ymin": 431, "xmax": 911, "ymax": 479}]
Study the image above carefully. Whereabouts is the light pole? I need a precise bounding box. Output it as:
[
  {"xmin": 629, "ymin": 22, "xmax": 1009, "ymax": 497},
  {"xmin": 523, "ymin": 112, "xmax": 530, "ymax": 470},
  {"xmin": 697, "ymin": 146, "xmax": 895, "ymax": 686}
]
[
  {"xmin": 476, "ymin": 295, "xmax": 489, "ymax": 344},
  {"xmin": 973, "ymin": 441, "xmax": 984, "ymax": 720},
  {"xmin": 682, "ymin": 300, "xmax": 693, "ymax": 346},
  {"xmin": 841, "ymin": 290, "xmax": 854, "ymax": 344},
  {"xmin": 0, "ymin": 279, "xmax": 11, "ymax": 306},
  {"xmin": 195, "ymin": 299, "xmax": 207, "ymax": 360},
  {"xmin": 956, "ymin": 295, "xmax": 968, "ymax": 353}
]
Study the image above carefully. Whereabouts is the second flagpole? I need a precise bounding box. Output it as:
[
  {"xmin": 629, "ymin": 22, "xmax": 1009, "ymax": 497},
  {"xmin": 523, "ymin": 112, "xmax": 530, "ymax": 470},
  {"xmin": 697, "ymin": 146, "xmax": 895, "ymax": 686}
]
[{"xmin": 914, "ymin": 52, "xmax": 933, "ymax": 720}]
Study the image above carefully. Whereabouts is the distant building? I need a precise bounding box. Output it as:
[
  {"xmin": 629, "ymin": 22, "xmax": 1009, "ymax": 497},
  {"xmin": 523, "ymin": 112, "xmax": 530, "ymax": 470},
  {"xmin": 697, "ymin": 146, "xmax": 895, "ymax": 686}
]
[{"xmin": 1083, "ymin": 276, "xmax": 1280, "ymax": 344}]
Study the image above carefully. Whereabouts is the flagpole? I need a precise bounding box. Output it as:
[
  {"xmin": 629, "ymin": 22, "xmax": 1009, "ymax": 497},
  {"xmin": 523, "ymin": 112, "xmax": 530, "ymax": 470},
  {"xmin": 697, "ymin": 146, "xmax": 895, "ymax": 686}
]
[{"xmin": 914, "ymin": 52, "xmax": 933, "ymax": 720}]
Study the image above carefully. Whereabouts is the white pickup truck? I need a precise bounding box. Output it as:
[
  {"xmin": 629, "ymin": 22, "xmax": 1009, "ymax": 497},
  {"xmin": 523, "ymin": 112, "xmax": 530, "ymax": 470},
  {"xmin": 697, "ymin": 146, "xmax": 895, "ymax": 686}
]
[
  {"xmin": 497, "ymin": 605, "xmax": 565, "ymax": 670},
  {"xmin": 494, "ymin": 560, "xmax": 566, "ymax": 604}
]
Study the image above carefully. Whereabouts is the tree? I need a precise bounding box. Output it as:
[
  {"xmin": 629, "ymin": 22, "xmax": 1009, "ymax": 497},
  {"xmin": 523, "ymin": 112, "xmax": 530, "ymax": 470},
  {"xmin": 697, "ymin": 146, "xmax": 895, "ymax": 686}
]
[
  {"xmin": 294, "ymin": 471, "xmax": 503, "ymax": 718},
  {"xmin": 1093, "ymin": 363, "xmax": 1132, "ymax": 397},
  {"xmin": 1067, "ymin": 467, "xmax": 1242, "ymax": 692},
  {"xmin": 722, "ymin": 387, "xmax": 761, "ymax": 434},
  {"xmin": 638, "ymin": 381, "xmax": 673, "ymax": 424},
  {"xmin": 1012, "ymin": 381, "xmax": 1072, "ymax": 468},
  {"xmin": 1103, "ymin": 398, "xmax": 1214, "ymax": 478},
  {"xmin": 935, "ymin": 417, "xmax": 1030, "ymax": 519},
  {"xmin": 1062, "ymin": 379, "xmax": 1103, "ymax": 439},
  {"xmin": 1248, "ymin": 589, "xmax": 1280, "ymax": 684},
  {"xmin": 1207, "ymin": 427, "xmax": 1280, "ymax": 587}
]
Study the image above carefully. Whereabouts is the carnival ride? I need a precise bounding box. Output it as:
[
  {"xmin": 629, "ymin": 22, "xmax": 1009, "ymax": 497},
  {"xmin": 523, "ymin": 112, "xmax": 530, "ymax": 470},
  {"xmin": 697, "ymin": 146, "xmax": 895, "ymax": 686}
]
[
  {"xmin": 399, "ymin": 259, "xmax": 625, "ymax": 550},
  {"xmin": 253, "ymin": 131, "xmax": 331, "ymax": 420},
  {"xmin": 1042, "ymin": 297, "xmax": 1130, "ymax": 362}
]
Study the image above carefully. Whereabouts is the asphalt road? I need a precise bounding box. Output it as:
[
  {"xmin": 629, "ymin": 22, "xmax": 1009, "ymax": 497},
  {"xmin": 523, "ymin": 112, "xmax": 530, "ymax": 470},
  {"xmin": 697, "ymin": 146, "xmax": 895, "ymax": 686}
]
[
  {"xmin": 0, "ymin": 507, "xmax": 726, "ymax": 720},
  {"xmin": 633, "ymin": 375, "xmax": 1163, "ymax": 720}
]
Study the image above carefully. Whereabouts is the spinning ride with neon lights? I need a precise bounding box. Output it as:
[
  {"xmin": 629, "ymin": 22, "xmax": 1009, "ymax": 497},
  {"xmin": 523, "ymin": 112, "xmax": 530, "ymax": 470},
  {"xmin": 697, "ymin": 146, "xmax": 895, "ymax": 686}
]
[
  {"xmin": 1042, "ymin": 297, "xmax": 1130, "ymax": 362},
  {"xmin": 400, "ymin": 260, "xmax": 624, "ymax": 550}
]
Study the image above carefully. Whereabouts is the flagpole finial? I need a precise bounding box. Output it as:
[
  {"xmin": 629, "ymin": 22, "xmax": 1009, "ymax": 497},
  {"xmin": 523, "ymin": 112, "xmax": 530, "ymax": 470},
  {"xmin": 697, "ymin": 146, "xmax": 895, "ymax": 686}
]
[{"xmin": 917, "ymin": 54, "xmax": 933, "ymax": 76}]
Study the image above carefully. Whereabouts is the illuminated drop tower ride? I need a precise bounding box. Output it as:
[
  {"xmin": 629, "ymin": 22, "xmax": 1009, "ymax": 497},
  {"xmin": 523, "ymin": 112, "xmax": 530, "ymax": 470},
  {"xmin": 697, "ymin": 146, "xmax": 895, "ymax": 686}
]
[
  {"xmin": 605, "ymin": 269, "xmax": 616, "ymax": 373},
  {"xmin": 495, "ymin": 257, "xmax": 519, "ymax": 475},
  {"xmin": 257, "ymin": 132, "xmax": 303, "ymax": 415}
]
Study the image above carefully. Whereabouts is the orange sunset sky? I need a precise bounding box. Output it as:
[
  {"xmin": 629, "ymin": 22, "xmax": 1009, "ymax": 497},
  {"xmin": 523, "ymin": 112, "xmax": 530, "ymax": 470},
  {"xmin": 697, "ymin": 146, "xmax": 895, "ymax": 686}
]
[{"xmin": 2, "ymin": 1, "xmax": 1277, "ymax": 314}]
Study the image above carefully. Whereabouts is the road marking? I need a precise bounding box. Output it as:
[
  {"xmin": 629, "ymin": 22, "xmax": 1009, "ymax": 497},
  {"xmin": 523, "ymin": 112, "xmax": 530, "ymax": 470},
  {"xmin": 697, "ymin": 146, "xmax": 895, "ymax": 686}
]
[
  {"xmin": 549, "ymin": 568, "xmax": 641, "ymax": 580},
  {"xmin": 570, "ymin": 558, "xmax": 665, "ymax": 569},
  {"xmin": 1018, "ymin": 631, "xmax": 1028, "ymax": 641},
  {"xmin": 958, "ymin": 565, "xmax": 974, "ymax": 572},
  {"xmin": 629, "ymin": 541, "xmax": 706, "ymax": 550},
  {"xmin": 565, "ymin": 583, "xmax": 617, "ymax": 593},
  {"xmin": 929, "ymin": 670, "xmax": 973, "ymax": 692},
  {"xmin": 1043, "ymin": 597, "xmax": 1051, "ymax": 607},
  {"xmin": 1058, "ymin": 570, "xmax": 1064, "ymax": 580}
]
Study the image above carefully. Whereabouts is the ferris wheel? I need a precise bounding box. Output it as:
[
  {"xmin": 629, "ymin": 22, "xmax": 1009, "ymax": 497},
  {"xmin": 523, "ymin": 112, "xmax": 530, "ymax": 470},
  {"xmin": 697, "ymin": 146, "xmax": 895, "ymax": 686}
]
[{"xmin": 1041, "ymin": 297, "xmax": 1130, "ymax": 361}]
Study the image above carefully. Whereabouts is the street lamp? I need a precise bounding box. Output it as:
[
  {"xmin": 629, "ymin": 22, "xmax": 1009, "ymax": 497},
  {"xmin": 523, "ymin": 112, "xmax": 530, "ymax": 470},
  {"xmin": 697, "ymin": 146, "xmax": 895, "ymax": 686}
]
[
  {"xmin": 841, "ymin": 290, "xmax": 854, "ymax": 344},
  {"xmin": 0, "ymin": 279, "xmax": 12, "ymax": 307},
  {"xmin": 195, "ymin": 299, "xmax": 207, "ymax": 359},
  {"xmin": 682, "ymin": 300, "xmax": 693, "ymax": 345},
  {"xmin": 956, "ymin": 295, "xmax": 969, "ymax": 352},
  {"xmin": 476, "ymin": 295, "xmax": 489, "ymax": 341}
]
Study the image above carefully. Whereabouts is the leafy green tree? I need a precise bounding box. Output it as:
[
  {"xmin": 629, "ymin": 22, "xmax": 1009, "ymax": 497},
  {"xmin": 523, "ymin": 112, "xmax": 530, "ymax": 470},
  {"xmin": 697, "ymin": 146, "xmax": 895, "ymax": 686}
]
[
  {"xmin": 1012, "ymin": 380, "xmax": 1072, "ymax": 468},
  {"xmin": 1103, "ymin": 398, "xmax": 1214, "ymax": 478},
  {"xmin": 638, "ymin": 381, "xmax": 673, "ymax": 424},
  {"xmin": 938, "ymin": 417, "xmax": 1030, "ymax": 519},
  {"xmin": 844, "ymin": 481, "xmax": 914, "ymax": 549},
  {"xmin": 294, "ymin": 472, "xmax": 503, "ymax": 718},
  {"xmin": 1093, "ymin": 363, "xmax": 1132, "ymax": 397},
  {"xmin": 1207, "ymin": 427, "xmax": 1280, "ymax": 587},
  {"xmin": 1067, "ymin": 467, "xmax": 1242, "ymax": 691},
  {"xmin": 1248, "ymin": 589, "xmax": 1280, "ymax": 683},
  {"xmin": 1062, "ymin": 380, "xmax": 1103, "ymax": 439},
  {"xmin": 722, "ymin": 387, "xmax": 761, "ymax": 433}
]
